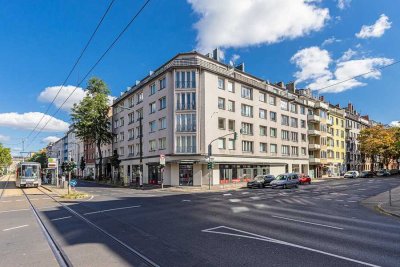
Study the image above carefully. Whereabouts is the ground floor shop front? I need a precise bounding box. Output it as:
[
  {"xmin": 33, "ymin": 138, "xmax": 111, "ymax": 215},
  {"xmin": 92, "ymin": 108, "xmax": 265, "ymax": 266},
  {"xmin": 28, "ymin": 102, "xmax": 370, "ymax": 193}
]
[{"xmin": 117, "ymin": 156, "xmax": 309, "ymax": 186}]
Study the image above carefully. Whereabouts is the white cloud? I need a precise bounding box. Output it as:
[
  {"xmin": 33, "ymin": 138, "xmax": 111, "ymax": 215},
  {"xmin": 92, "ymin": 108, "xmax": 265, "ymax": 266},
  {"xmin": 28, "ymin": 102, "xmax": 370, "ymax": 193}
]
[
  {"xmin": 42, "ymin": 136, "xmax": 60, "ymax": 144},
  {"xmin": 356, "ymin": 14, "xmax": 391, "ymax": 39},
  {"xmin": 38, "ymin": 85, "xmax": 115, "ymax": 112},
  {"xmin": 0, "ymin": 134, "xmax": 10, "ymax": 142},
  {"xmin": 38, "ymin": 85, "xmax": 86, "ymax": 112},
  {"xmin": 291, "ymin": 47, "xmax": 394, "ymax": 93},
  {"xmin": 389, "ymin": 121, "xmax": 400, "ymax": 127},
  {"xmin": 229, "ymin": 54, "xmax": 240, "ymax": 66},
  {"xmin": 188, "ymin": 0, "xmax": 330, "ymax": 52},
  {"xmin": 321, "ymin": 37, "xmax": 341, "ymax": 47},
  {"xmin": 0, "ymin": 112, "xmax": 69, "ymax": 132},
  {"xmin": 338, "ymin": 48, "xmax": 357, "ymax": 62},
  {"xmin": 337, "ymin": 0, "xmax": 351, "ymax": 9}
]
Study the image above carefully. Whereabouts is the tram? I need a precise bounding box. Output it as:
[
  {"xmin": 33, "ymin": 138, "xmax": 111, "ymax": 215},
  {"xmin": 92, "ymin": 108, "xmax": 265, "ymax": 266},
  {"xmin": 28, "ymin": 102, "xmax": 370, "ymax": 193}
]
[{"xmin": 15, "ymin": 162, "xmax": 41, "ymax": 188}]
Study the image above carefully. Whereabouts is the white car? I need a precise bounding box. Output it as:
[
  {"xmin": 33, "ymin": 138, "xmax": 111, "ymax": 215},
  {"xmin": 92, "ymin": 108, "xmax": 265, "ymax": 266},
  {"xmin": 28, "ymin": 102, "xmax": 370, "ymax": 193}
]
[{"xmin": 344, "ymin": 171, "xmax": 359, "ymax": 178}]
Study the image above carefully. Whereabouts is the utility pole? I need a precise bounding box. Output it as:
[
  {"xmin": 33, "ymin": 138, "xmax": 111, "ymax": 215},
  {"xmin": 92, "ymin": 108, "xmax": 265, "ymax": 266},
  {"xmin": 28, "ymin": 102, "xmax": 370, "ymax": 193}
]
[
  {"xmin": 139, "ymin": 116, "xmax": 143, "ymax": 189},
  {"xmin": 22, "ymin": 138, "xmax": 25, "ymax": 162}
]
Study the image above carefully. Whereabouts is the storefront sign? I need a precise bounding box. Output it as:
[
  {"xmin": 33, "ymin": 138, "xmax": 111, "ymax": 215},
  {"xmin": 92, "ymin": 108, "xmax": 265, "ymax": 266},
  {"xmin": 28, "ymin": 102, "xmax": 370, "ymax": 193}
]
[
  {"xmin": 48, "ymin": 158, "xmax": 58, "ymax": 168},
  {"xmin": 160, "ymin": 154, "xmax": 165, "ymax": 165}
]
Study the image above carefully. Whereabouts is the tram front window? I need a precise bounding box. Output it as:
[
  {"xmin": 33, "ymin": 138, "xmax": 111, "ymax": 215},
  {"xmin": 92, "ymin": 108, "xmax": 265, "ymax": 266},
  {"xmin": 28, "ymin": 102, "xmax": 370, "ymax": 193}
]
[{"xmin": 21, "ymin": 165, "xmax": 39, "ymax": 178}]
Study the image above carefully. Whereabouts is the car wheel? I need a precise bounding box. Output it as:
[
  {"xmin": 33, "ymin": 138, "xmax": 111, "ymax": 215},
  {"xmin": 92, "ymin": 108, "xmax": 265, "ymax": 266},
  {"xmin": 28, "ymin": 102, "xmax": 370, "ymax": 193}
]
[
  {"xmin": 283, "ymin": 184, "xmax": 287, "ymax": 189},
  {"xmin": 258, "ymin": 184, "xmax": 262, "ymax": 189}
]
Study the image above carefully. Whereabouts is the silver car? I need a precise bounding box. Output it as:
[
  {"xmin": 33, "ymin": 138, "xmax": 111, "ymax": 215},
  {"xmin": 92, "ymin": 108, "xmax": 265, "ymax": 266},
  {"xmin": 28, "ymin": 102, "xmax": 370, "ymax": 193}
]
[
  {"xmin": 344, "ymin": 171, "xmax": 359, "ymax": 178},
  {"xmin": 270, "ymin": 173, "xmax": 299, "ymax": 189}
]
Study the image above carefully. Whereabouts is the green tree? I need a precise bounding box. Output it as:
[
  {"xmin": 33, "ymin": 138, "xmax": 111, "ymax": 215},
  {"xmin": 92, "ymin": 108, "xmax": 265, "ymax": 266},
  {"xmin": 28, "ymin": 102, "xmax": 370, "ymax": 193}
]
[
  {"xmin": 27, "ymin": 149, "xmax": 48, "ymax": 169},
  {"xmin": 110, "ymin": 150, "xmax": 121, "ymax": 182},
  {"xmin": 0, "ymin": 143, "xmax": 12, "ymax": 175},
  {"xmin": 80, "ymin": 156, "xmax": 86, "ymax": 173},
  {"xmin": 71, "ymin": 77, "xmax": 113, "ymax": 180}
]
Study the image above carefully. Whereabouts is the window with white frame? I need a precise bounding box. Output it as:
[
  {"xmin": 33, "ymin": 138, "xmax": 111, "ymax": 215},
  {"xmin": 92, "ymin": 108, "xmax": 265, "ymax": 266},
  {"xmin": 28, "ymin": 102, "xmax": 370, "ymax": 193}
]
[
  {"xmin": 159, "ymin": 137, "xmax": 166, "ymax": 150},
  {"xmin": 128, "ymin": 112, "xmax": 134, "ymax": 124},
  {"xmin": 281, "ymin": 100, "xmax": 289, "ymax": 111},
  {"xmin": 259, "ymin": 92, "xmax": 266, "ymax": 102},
  {"xmin": 290, "ymin": 117, "xmax": 298, "ymax": 128},
  {"xmin": 270, "ymin": 127, "xmax": 277, "ymax": 138},
  {"xmin": 290, "ymin": 103, "xmax": 297, "ymax": 113},
  {"xmin": 149, "ymin": 121, "xmax": 157, "ymax": 132},
  {"xmin": 176, "ymin": 92, "xmax": 196, "ymax": 110},
  {"xmin": 301, "ymin": 120, "xmax": 306, "ymax": 128},
  {"xmin": 300, "ymin": 106, "xmax": 306, "ymax": 115},
  {"xmin": 270, "ymin": 111, "xmax": 277, "ymax": 121},
  {"xmin": 128, "ymin": 145, "xmax": 134, "ymax": 156},
  {"xmin": 242, "ymin": 141, "xmax": 253, "ymax": 152},
  {"xmin": 119, "ymin": 147, "xmax": 124, "ymax": 156},
  {"xmin": 281, "ymin": 145, "xmax": 290, "ymax": 156},
  {"xmin": 259, "ymin": 142, "xmax": 267, "ymax": 152},
  {"xmin": 241, "ymin": 104, "xmax": 253, "ymax": 117},
  {"xmin": 176, "ymin": 71, "xmax": 196, "ymax": 88},
  {"xmin": 129, "ymin": 96, "xmax": 134, "ymax": 107},
  {"xmin": 301, "ymin": 147, "xmax": 307, "ymax": 156},
  {"xmin": 227, "ymin": 81, "xmax": 234, "ymax": 92},
  {"xmin": 159, "ymin": 96, "xmax": 166, "ymax": 110},
  {"xmin": 270, "ymin": 144, "xmax": 277, "ymax": 154},
  {"xmin": 241, "ymin": 122, "xmax": 253, "ymax": 135},
  {"xmin": 227, "ymin": 100, "xmax": 235, "ymax": 112},
  {"xmin": 136, "ymin": 108, "xmax": 143, "ymax": 120},
  {"xmin": 301, "ymin": 134, "xmax": 306, "ymax": 142},
  {"xmin": 119, "ymin": 132, "xmax": 124, "ymax": 141},
  {"xmin": 260, "ymin": 126, "xmax": 267, "ymax": 136},
  {"xmin": 291, "ymin": 146, "xmax": 298, "ymax": 156},
  {"xmin": 259, "ymin": 108, "xmax": 267, "ymax": 119},
  {"xmin": 150, "ymin": 83, "xmax": 156, "ymax": 95},
  {"xmin": 218, "ymin": 78, "xmax": 224, "ymax": 90},
  {"xmin": 149, "ymin": 140, "xmax": 157, "ymax": 151},
  {"xmin": 269, "ymin": 96, "xmax": 276, "ymax": 106},
  {"xmin": 218, "ymin": 138, "xmax": 226, "ymax": 149},
  {"xmin": 128, "ymin": 129, "xmax": 134, "ymax": 140},
  {"xmin": 176, "ymin": 135, "xmax": 196, "ymax": 153},
  {"xmin": 281, "ymin": 130, "xmax": 290, "ymax": 140},
  {"xmin": 281, "ymin": 115, "xmax": 289, "ymax": 126},
  {"xmin": 159, "ymin": 77, "xmax": 166, "ymax": 90},
  {"xmin": 137, "ymin": 91, "xmax": 143, "ymax": 104},
  {"xmin": 159, "ymin": 117, "xmax": 166, "ymax": 130},
  {"xmin": 149, "ymin": 102, "xmax": 156, "ymax": 114},
  {"xmin": 228, "ymin": 139, "xmax": 235, "ymax": 150},
  {"xmin": 291, "ymin": 132, "xmax": 298, "ymax": 142},
  {"xmin": 218, "ymin": 97, "xmax": 225, "ymax": 110},
  {"xmin": 176, "ymin": 114, "xmax": 196, "ymax": 132},
  {"xmin": 135, "ymin": 143, "xmax": 140, "ymax": 155},
  {"xmin": 228, "ymin": 120, "xmax": 235, "ymax": 131},
  {"xmin": 241, "ymin": 86, "xmax": 252, "ymax": 100}
]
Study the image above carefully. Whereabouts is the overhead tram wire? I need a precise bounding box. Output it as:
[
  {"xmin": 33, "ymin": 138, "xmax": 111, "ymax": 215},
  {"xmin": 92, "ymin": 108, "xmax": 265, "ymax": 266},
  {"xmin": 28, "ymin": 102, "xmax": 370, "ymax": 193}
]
[
  {"xmin": 316, "ymin": 59, "xmax": 400, "ymax": 92},
  {"xmin": 24, "ymin": 0, "xmax": 116, "ymax": 141},
  {"xmin": 24, "ymin": 0, "xmax": 152, "ymax": 150}
]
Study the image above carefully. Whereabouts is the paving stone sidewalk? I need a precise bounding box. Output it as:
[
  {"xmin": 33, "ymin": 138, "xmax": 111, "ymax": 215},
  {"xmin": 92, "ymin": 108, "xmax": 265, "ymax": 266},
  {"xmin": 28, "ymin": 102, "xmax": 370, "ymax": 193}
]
[{"xmin": 363, "ymin": 185, "xmax": 400, "ymax": 218}]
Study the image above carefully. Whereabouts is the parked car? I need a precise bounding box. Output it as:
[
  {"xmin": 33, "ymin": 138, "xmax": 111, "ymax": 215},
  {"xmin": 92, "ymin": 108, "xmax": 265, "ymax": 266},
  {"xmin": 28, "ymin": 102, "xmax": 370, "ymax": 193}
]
[
  {"xmin": 344, "ymin": 171, "xmax": 359, "ymax": 178},
  {"xmin": 270, "ymin": 173, "xmax": 299, "ymax": 189},
  {"xmin": 376, "ymin": 170, "xmax": 391, "ymax": 177},
  {"xmin": 298, "ymin": 174, "xmax": 311, "ymax": 185},
  {"xmin": 389, "ymin": 169, "xmax": 399, "ymax": 175},
  {"xmin": 359, "ymin": 171, "xmax": 374, "ymax": 178},
  {"xmin": 247, "ymin": 175, "xmax": 275, "ymax": 188}
]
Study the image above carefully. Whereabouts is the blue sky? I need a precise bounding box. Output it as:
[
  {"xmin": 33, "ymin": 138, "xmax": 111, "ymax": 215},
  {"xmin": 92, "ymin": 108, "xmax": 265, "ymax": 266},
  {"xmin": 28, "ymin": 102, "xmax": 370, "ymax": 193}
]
[{"xmin": 0, "ymin": 0, "xmax": 399, "ymax": 155}]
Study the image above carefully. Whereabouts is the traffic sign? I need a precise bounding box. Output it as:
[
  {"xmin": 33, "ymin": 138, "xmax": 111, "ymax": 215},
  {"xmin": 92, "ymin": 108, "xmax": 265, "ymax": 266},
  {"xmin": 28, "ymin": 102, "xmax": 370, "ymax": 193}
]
[
  {"xmin": 160, "ymin": 154, "xmax": 165, "ymax": 165},
  {"xmin": 70, "ymin": 179, "xmax": 77, "ymax": 187},
  {"xmin": 48, "ymin": 158, "xmax": 57, "ymax": 168}
]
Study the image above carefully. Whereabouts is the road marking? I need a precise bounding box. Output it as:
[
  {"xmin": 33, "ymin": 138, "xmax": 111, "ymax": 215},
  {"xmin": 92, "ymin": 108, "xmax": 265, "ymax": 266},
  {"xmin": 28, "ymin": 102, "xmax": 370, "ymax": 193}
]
[
  {"xmin": 16, "ymin": 199, "xmax": 24, "ymax": 202},
  {"xmin": 271, "ymin": 215, "xmax": 344, "ymax": 230},
  {"xmin": 202, "ymin": 226, "xmax": 379, "ymax": 267},
  {"xmin": 241, "ymin": 192, "xmax": 249, "ymax": 195},
  {"xmin": 181, "ymin": 199, "xmax": 191, "ymax": 202},
  {"xmin": 0, "ymin": 208, "xmax": 30, "ymax": 213},
  {"xmin": 229, "ymin": 199, "xmax": 241, "ymax": 203},
  {"xmin": 0, "ymin": 200, "xmax": 11, "ymax": 203},
  {"xmin": 348, "ymin": 200, "xmax": 357, "ymax": 203},
  {"xmin": 51, "ymin": 216, "xmax": 72, "ymax": 221},
  {"xmin": 84, "ymin": 205, "xmax": 141, "ymax": 215},
  {"xmin": 250, "ymin": 196, "xmax": 261, "ymax": 200},
  {"xmin": 223, "ymin": 193, "xmax": 232, "ymax": 196},
  {"xmin": 231, "ymin": 206, "xmax": 249, "ymax": 213},
  {"xmin": 3, "ymin": 224, "xmax": 29, "ymax": 231},
  {"xmin": 335, "ymin": 200, "xmax": 344, "ymax": 202}
]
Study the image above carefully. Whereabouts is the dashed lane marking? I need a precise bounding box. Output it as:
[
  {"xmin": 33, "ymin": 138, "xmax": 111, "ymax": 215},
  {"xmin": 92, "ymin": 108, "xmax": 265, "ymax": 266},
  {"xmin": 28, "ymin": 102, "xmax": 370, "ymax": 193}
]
[
  {"xmin": 2, "ymin": 224, "xmax": 29, "ymax": 231},
  {"xmin": 84, "ymin": 205, "xmax": 141, "ymax": 215},
  {"xmin": 0, "ymin": 208, "xmax": 30, "ymax": 213},
  {"xmin": 223, "ymin": 193, "xmax": 232, "ymax": 196},
  {"xmin": 228, "ymin": 199, "xmax": 242, "ymax": 203},
  {"xmin": 51, "ymin": 216, "xmax": 72, "ymax": 221},
  {"xmin": 271, "ymin": 215, "xmax": 344, "ymax": 230}
]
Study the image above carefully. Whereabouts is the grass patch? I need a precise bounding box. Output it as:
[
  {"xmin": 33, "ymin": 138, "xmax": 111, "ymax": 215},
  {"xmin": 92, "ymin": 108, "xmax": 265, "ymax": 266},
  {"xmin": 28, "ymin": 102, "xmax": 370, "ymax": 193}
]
[{"xmin": 61, "ymin": 192, "xmax": 89, "ymax": 199}]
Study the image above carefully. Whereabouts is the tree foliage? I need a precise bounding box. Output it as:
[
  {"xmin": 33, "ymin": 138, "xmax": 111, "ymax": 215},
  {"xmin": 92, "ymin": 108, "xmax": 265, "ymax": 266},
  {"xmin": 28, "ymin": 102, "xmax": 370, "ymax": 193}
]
[
  {"xmin": 27, "ymin": 149, "xmax": 48, "ymax": 169},
  {"xmin": 80, "ymin": 156, "xmax": 86, "ymax": 172},
  {"xmin": 71, "ymin": 77, "xmax": 113, "ymax": 180},
  {"xmin": 0, "ymin": 143, "xmax": 12, "ymax": 174}
]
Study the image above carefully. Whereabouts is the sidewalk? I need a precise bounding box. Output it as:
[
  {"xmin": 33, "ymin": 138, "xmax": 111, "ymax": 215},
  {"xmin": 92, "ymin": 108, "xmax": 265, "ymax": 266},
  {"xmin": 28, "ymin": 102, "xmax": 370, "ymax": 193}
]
[
  {"xmin": 41, "ymin": 184, "xmax": 77, "ymax": 196},
  {"xmin": 362, "ymin": 186, "xmax": 400, "ymax": 218}
]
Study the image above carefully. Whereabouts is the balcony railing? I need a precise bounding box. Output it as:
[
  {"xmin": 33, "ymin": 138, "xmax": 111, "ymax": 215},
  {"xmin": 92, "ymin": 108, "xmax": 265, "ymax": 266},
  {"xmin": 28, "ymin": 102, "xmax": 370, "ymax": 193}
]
[
  {"xmin": 175, "ymin": 81, "xmax": 196, "ymax": 89},
  {"xmin": 307, "ymin": 114, "xmax": 320, "ymax": 122},
  {"xmin": 308, "ymin": 144, "xmax": 321, "ymax": 150},
  {"xmin": 307, "ymin": 129, "xmax": 321, "ymax": 136}
]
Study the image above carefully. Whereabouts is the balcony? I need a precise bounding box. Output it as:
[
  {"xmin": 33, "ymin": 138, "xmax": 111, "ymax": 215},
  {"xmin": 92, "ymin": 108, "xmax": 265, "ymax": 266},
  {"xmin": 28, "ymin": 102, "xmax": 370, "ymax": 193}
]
[
  {"xmin": 307, "ymin": 129, "xmax": 321, "ymax": 136},
  {"xmin": 309, "ymin": 158, "xmax": 321, "ymax": 164},
  {"xmin": 309, "ymin": 144, "xmax": 321, "ymax": 150},
  {"xmin": 327, "ymin": 119, "xmax": 333, "ymax": 125},
  {"xmin": 307, "ymin": 114, "xmax": 320, "ymax": 122},
  {"xmin": 315, "ymin": 101, "xmax": 329, "ymax": 110}
]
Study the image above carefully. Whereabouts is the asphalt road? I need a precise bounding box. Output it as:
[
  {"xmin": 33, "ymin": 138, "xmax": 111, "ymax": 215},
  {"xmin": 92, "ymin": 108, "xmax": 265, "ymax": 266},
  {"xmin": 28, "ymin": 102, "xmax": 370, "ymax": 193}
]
[{"xmin": 1, "ymin": 176, "xmax": 400, "ymax": 267}]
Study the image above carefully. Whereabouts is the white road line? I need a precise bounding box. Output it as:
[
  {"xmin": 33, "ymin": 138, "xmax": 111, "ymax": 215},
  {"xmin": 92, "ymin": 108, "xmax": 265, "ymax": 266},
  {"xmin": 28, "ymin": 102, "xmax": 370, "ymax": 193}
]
[
  {"xmin": 16, "ymin": 199, "xmax": 24, "ymax": 202},
  {"xmin": 229, "ymin": 199, "xmax": 241, "ymax": 203},
  {"xmin": 181, "ymin": 199, "xmax": 191, "ymax": 202},
  {"xmin": 202, "ymin": 226, "xmax": 378, "ymax": 267},
  {"xmin": 271, "ymin": 215, "xmax": 344, "ymax": 230},
  {"xmin": 241, "ymin": 192, "xmax": 249, "ymax": 195},
  {"xmin": 250, "ymin": 196, "xmax": 261, "ymax": 200},
  {"xmin": 223, "ymin": 193, "xmax": 232, "ymax": 196},
  {"xmin": 0, "ymin": 208, "xmax": 30, "ymax": 213},
  {"xmin": 335, "ymin": 200, "xmax": 344, "ymax": 202},
  {"xmin": 84, "ymin": 205, "xmax": 141, "ymax": 215},
  {"xmin": 348, "ymin": 200, "xmax": 357, "ymax": 203},
  {"xmin": 3, "ymin": 224, "xmax": 29, "ymax": 231},
  {"xmin": 51, "ymin": 216, "xmax": 72, "ymax": 221},
  {"xmin": 0, "ymin": 200, "xmax": 11, "ymax": 203}
]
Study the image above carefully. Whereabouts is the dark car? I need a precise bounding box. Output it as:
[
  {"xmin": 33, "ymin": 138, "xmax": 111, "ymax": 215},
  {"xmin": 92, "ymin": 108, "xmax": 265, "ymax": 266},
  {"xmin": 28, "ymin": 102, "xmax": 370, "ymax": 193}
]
[
  {"xmin": 270, "ymin": 173, "xmax": 299, "ymax": 189},
  {"xmin": 247, "ymin": 175, "xmax": 275, "ymax": 188},
  {"xmin": 376, "ymin": 170, "xmax": 390, "ymax": 177},
  {"xmin": 298, "ymin": 174, "xmax": 311, "ymax": 184},
  {"xmin": 359, "ymin": 171, "xmax": 374, "ymax": 178}
]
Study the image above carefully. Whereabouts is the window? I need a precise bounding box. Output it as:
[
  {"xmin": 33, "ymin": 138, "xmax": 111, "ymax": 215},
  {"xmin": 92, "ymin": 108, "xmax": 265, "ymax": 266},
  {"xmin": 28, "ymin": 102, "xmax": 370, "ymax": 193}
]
[
  {"xmin": 149, "ymin": 140, "xmax": 157, "ymax": 151},
  {"xmin": 137, "ymin": 91, "xmax": 143, "ymax": 104},
  {"xmin": 270, "ymin": 144, "xmax": 277, "ymax": 154},
  {"xmin": 291, "ymin": 146, "xmax": 298, "ymax": 156},
  {"xmin": 176, "ymin": 114, "xmax": 196, "ymax": 132},
  {"xmin": 269, "ymin": 96, "xmax": 276, "ymax": 106},
  {"xmin": 159, "ymin": 97, "xmax": 166, "ymax": 110},
  {"xmin": 227, "ymin": 100, "xmax": 235, "ymax": 112},
  {"xmin": 228, "ymin": 139, "xmax": 235, "ymax": 150},
  {"xmin": 281, "ymin": 100, "xmax": 288, "ymax": 111},
  {"xmin": 259, "ymin": 92, "xmax": 266, "ymax": 102},
  {"xmin": 149, "ymin": 121, "xmax": 157, "ymax": 132},
  {"xmin": 119, "ymin": 147, "xmax": 124, "ymax": 156},
  {"xmin": 241, "ymin": 104, "xmax": 253, "ymax": 117},
  {"xmin": 128, "ymin": 129, "xmax": 134, "ymax": 140},
  {"xmin": 218, "ymin": 138, "xmax": 226, "ymax": 149},
  {"xmin": 159, "ymin": 117, "xmax": 166, "ymax": 130},
  {"xmin": 150, "ymin": 83, "xmax": 156, "ymax": 95},
  {"xmin": 300, "ymin": 106, "xmax": 306, "ymax": 115},
  {"xmin": 176, "ymin": 92, "xmax": 196, "ymax": 110},
  {"xmin": 291, "ymin": 132, "xmax": 298, "ymax": 142},
  {"xmin": 301, "ymin": 147, "xmax": 307, "ymax": 156},
  {"xmin": 128, "ymin": 112, "xmax": 135, "ymax": 124},
  {"xmin": 176, "ymin": 135, "xmax": 196, "ymax": 153},
  {"xmin": 119, "ymin": 132, "xmax": 124, "ymax": 141},
  {"xmin": 281, "ymin": 130, "xmax": 290, "ymax": 140},
  {"xmin": 135, "ymin": 143, "xmax": 140, "ymax": 155},
  {"xmin": 290, "ymin": 117, "xmax": 298, "ymax": 128},
  {"xmin": 281, "ymin": 115, "xmax": 289, "ymax": 126},
  {"xmin": 218, "ymin": 78, "xmax": 224, "ymax": 90},
  {"xmin": 242, "ymin": 141, "xmax": 253, "ymax": 152},
  {"xmin": 136, "ymin": 108, "xmax": 143, "ymax": 120},
  {"xmin": 120, "ymin": 117, "xmax": 124, "ymax": 127},
  {"xmin": 270, "ymin": 127, "xmax": 277, "ymax": 138},
  {"xmin": 300, "ymin": 120, "xmax": 306, "ymax": 128},
  {"xmin": 159, "ymin": 137, "xmax": 166, "ymax": 150},
  {"xmin": 218, "ymin": 97, "xmax": 225, "ymax": 110},
  {"xmin": 128, "ymin": 145, "xmax": 134, "ymax": 156},
  {"xmin": 128, "ymin": 96, "xmax": 134, "ymax": 108},
  {"xmin": 227, "ymin": 81, "xmax": 234, "ymax": 92},
  {"xmin": 260, "ymin": 126, "xmax": 267, "ymax": 136},
  {"xmin": 259, "ymin": 109, "xmax": 267, "ymax": 119},
  {"xmin": 175, "ymin": 71, "xmax": 196, "ymax": 88},
  {"xmin": 218, "ymin": 118, "xmax": 226, "ymax": 129},
  {"xmin": 255, "ymin": 141, "xmax": 267, "ymax": 153},
  {"xmin": 290, "ymin": 103, "xmax": 297, "ymax": 113},
  {"xmin": 228, "ymin": 120, "xmax": 235, "ymax": 131},
  {"xmin": 241, "ymin": 122, "xmax": 253, "ymax": 135},
  {"xmin": 241, "ymin": 86, "xmax": 252, "ymax": 99},
  {"xmin": 281, "ymin": 145, "xmax": 290, "ymax": 156},
  {"xmin": 159, "ymin": 77, "xmax": 166, "ymax": 90},
  {"xmin": 136, "ymin": 126, "xmax": 141, "ymax": 138},
  {"xmin": 301, "ymin": 133, "xmax": 306, "ymax": 142},
  {"xmin": 270, "ymin": 111, "xmax": 277, "ymax": 122},
  {"xmin": 150, "ymin": 102, "xmax": 156, "ymax": 114}
]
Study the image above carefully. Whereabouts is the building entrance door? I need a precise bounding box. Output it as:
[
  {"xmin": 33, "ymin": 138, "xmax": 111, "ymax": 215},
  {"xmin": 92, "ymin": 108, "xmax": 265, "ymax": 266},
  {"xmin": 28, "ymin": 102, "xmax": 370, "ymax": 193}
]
[{"xmin": 179, "ymin": 164, "xmax": 193, "ymax": 186}]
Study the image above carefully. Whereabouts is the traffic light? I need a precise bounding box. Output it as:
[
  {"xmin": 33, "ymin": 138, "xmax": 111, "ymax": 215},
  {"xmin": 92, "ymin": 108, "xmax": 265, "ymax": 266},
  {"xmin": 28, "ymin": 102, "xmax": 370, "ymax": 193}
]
[
  {"xmin": 207, "ymin": 162, "xmax": 214, "ymax": 169},
  {"xmin": 233, "ymin": 131, "xmax": 238, "ymax": 140}
]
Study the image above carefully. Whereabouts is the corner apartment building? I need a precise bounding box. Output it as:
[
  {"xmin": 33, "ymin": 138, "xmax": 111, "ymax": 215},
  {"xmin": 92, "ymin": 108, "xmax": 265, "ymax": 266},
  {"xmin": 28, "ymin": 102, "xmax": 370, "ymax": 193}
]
[
  {"xmin": 327, "ymin": 104, "xmax": 346, "ymax": 176},
  {"xmin": 112, "ymin": 51, "xmax": 309, "ymax": 186}
]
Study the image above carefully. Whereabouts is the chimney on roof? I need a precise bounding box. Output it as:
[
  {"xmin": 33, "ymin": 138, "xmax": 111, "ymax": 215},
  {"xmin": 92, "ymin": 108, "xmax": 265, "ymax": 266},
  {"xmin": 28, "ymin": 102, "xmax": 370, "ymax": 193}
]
[
  {"xmin": 319, "ymin": 96, "xmax": 325, "ymax": 101},
  {"xmin": 212, "ymin": 48, "xmax": 222, "ymax": 62},
  {"xmin": 276, "ymin": 81, "xmax": 285, "ymax": 88},
  {"xmin": 347, "ymin": 102, "xmax": 353, "ymax": 112},
  {"xmin": 235, "ymin": 63, "xmax": 245, "ymax": 72},
  {"xmin": 286, "ymin": 82, "xmax": 295, "ymax": 93},
  {"xmin": 335, "ymin": 104, "xmax": 340, "ymax": 108},
  {"xmin": 135, "ymin": 80, "xmax": 140, "ymax": 85}
]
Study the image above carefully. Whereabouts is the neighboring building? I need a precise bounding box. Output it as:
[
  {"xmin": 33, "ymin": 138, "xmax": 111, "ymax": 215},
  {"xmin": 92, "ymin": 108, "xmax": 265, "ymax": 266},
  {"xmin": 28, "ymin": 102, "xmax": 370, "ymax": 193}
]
[
  {"xmin": 95, "ymin": 108, "xmax": 113, "ymax": 179},
  {"xmin": 84, "ymin": 140, "xmax": 96, "ymax": 178},
  {"xmin": 327, "ymin": 104, "xmax": 346, "ymax": 176},
  {"xmin": 112, "ymin": 50, "xmax": 310, "ymax": 186},
  {"xmin": 67, "ymin": 126, "xmax": 84, "ymax": 176}
]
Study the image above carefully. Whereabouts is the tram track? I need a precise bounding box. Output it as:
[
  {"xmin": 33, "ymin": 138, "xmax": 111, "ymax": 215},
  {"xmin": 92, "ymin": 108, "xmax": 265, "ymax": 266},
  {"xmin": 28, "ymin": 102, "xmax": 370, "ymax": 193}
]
[{"xmin": 22, "ymin": 186, "xmax": 159, "ymax": 267}]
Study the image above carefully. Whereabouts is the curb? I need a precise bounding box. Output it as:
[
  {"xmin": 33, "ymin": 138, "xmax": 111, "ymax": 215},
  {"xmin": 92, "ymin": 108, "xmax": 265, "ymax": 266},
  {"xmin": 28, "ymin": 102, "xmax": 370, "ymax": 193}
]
[
  {"xmin": 40, "ymin": 185, "xmax": 53, "ymax": 193},
  {"xmin": 376, "ymin": 203, "xmax": 400, "ymax": 219}
]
